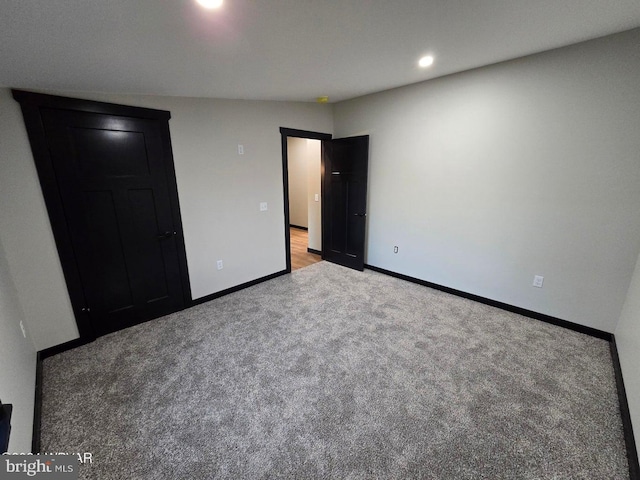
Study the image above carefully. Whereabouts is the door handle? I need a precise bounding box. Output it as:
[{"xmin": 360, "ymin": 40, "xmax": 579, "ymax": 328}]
[
  {"xmin": 157, "ymin": 231, "xmax": 176, "ymax": 240},
  {"xmin": 353, "ymin": 213, "xmax": 366, "ymax": 217}
]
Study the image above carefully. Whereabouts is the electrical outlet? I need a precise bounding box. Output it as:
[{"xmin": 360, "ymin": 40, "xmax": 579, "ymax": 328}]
[
  {"xmin": 533, "ymin": 275, "xmax": 544, "ymax": 288},
  {"xmin": 260, "ymin": 202, "xmax": 268, "ymax": 211},
  {"xmin": 237, "ymin": 144, "xmax": 244, "ymax": 155},
  {"xmin": 19, "ymin": 320, "xmax": 26, "ymax": 338},
  {"xmin": 217, "ymin": 260, "xmax": 224, "ymax": 270},
  {"xmin": 314, "ymin": 194, "xmax": 319, "ymax": 202}
]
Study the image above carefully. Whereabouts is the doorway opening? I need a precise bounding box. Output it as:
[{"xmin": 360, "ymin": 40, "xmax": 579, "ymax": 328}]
[
  {"xmin": 281, "ymin": 128, "xmax": 370, "ymax": 273},
  {"xmin": 280, "ymin": 128, "xmax": 331, "ymax": 272},
  {"xmin": 288, "ymin": 137, "xmax": 321, "ymax": 270}
]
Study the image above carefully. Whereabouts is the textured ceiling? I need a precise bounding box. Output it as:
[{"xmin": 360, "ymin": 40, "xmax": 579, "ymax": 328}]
[{"xmin": 1, "ymin": 0, "xmax": 639, "ymax": 102}]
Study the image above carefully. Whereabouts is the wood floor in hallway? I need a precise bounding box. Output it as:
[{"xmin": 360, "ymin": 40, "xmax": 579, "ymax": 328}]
[{"xmin": 290, "ymin": 227, "xmax": 321, "ymax": 271}]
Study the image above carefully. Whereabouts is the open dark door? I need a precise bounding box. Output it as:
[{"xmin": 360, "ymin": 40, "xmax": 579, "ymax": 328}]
[
  {"xmin": 13, "ymin": 90, "xmax": 191, "ymax": 339},
  {"xmin": 322, "ymin": 135, "xmax": 369, "ymax": 271}
]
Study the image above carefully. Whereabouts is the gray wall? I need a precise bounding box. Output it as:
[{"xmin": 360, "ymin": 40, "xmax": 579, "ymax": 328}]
[
  {"xmin": 0, "ymin": 89, "xmax": 79, "ymax": 348},
  {"xmin": 0, "ymin": 89, "xmax": 333, "ymax": 350},
  {"xmin": 334, "ymin": 29, "xmax": 640, "ymax": 334},
  {"xmin": 0, "ymin": 235, "xmax": 36, "ymax": 452},
  {"xmin": 616, "ymin": 251, "xmax": 640, "ymax": 456}
]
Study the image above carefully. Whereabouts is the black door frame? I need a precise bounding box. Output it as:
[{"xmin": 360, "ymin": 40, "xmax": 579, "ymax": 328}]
[
  {"xmin": 279, "ymin": 128, "xmax": 332, "ymax": 272},
  {"xmin": 13, "ymin": 90, "xmax": 192, "ymax": 341}
]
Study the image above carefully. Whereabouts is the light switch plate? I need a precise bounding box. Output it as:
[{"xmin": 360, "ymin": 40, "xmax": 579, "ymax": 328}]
[
  {"xmin": 260, "ymin": 202, "xmax": 268, "ymax": 211},
  {"xmin": 314, "ymin": 194, "xmax": 319, "ymax": 202},
  {"xmin": 533, "ymin": 275, "xmax": 544, "ymax": 288},
  {"xmin": 238, "ymin": 144, "xmax": 244, "ymax": 155}
]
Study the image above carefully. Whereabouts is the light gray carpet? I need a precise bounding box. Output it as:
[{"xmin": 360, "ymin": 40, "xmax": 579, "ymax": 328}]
[{"xmin": 41, "ymin": 261, "xmax": 629, "ymax": 479}]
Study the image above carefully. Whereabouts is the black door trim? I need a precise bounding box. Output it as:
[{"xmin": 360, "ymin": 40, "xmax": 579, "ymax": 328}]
[
  {"xmin": 279, "ymin": 128, "xmax": 332, "ymax": 273},
  {"xmin": 12, "ymin": 90, "xmax": 192, "ymax": 340}
]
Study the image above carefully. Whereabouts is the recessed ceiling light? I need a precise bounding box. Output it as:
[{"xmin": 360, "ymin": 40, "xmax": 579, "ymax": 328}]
[
  {"xmin": 196, "ymin": 0, "xmax": 223, "ymax": 9},
  {"xmin": 418, "ymin": 55, "xmax": 434, "ymax": 68}
]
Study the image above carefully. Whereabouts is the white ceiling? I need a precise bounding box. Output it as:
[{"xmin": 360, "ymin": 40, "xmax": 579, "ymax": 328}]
[{"xmin": 1, "ymin": 0, "xmax": 640, "ymax": 103}]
